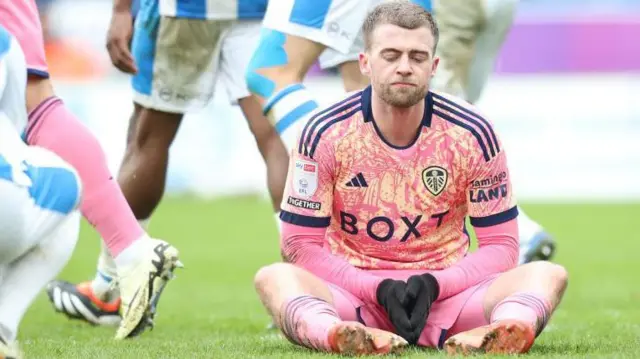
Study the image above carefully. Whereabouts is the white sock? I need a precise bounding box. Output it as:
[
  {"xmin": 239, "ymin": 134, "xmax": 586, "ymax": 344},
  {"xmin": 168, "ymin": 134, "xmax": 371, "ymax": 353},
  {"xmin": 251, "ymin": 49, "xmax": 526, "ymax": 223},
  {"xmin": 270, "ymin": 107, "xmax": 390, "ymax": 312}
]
[
  {"xmin": 0, "ymin": 212, "xmax": 80, "ymax": 340},
  {"xmin": 264, "ymin": 84, "xmax": 319, "ymax": 153},
  {"xmin": 92, "ymin": 219, "xmax": 151, "ymax": 300},
  {"xmin": 113, "ymin": 234, "xmax": 148, "ymax": 270},
  {"xmin": 91, "ymin": 240, "xmax": 118, "ymax": 300},
  {"xmin": 517, "ymin": 206, "xmax": 544, "ymax": 247}
]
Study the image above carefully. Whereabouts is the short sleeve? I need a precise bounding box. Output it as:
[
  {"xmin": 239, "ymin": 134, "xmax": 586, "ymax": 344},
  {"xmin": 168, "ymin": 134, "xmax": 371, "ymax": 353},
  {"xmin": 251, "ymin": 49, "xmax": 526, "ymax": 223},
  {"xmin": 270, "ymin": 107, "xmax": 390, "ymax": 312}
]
[
  {"xmin": 279, "ymin": 135, "xmax": 335, "ymax": 228},
  {"xmin": 465, "ymin": 128, "xmax": 518, "ymax": 228}
]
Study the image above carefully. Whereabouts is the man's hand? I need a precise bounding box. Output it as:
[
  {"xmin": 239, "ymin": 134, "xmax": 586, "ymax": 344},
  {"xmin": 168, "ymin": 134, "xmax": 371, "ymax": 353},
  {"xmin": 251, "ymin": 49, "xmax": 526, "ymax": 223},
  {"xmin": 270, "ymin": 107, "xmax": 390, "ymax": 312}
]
[
  {"xmin": 376, "ymin": 279, "xmax": 415, "ymax": 343},
  {"xmin": 106, "ymin": 10, "xmax": 137, "ymax": 74},
  {"xmin": 404, "ymin": 273, "xmax": 440, "ymax": 342},
  {"xmin": 376, "ymin": 275, "xmax": 440, "ymax": 345}
]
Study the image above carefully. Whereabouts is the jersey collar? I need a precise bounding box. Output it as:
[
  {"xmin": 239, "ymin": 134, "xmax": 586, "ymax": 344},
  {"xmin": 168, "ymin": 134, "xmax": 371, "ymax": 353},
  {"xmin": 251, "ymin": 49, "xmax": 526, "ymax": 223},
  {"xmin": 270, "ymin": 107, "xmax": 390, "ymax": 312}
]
[{"xmin": 360, "ymin": 85, "xmax": 434, "ymax": 149}]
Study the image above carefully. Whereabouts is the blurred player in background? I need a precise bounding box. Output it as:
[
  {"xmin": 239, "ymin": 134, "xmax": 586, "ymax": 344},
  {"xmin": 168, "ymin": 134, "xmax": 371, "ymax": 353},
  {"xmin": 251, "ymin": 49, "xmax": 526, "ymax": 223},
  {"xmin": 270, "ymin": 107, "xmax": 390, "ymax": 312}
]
[
  {"xmin": 429, "ymin": 0, "xmax": 556, "ymax": 264},
  {"xmin": 245, "ymin": 0, "xmax": 387, "ymax": 158},
  {"xmin": 0, "ymin": 25, "xmax": 82, "ymax": 359},
  {"xmin": 0, "ymin": 0, "xmax": 181, "ymax": 340},
  {"xmin": 254, "ymin": 2, "xmax": 568, "ymax": 355},
  {"xmin": 45, "ymin": 0, "xmax": 289, "ymax": 326}
]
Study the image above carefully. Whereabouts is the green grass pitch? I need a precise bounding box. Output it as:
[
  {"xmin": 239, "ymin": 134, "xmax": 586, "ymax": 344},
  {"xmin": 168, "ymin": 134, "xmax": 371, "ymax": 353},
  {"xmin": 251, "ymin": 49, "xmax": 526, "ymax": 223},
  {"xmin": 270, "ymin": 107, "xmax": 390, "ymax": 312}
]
[{"xmin": 17, "ymin": 197, "xmax": 640, "ymax": 358}]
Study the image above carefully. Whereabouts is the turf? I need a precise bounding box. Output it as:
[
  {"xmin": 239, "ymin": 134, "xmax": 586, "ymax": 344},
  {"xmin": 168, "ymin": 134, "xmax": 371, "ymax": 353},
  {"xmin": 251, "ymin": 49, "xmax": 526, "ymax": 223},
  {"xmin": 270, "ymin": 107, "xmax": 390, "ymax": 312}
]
[{"xmin": 18, "ymin": 197, "xmax": 640, "ymax": 358}]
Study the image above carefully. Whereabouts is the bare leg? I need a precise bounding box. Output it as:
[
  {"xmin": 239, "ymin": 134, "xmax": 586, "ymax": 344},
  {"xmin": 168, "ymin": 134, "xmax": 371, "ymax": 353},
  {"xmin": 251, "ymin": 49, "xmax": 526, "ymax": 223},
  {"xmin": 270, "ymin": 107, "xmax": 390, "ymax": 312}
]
[
  {"xmin": 246, "ymin": 32, "xmax": 326, "ymax": 153},
  {"xmin": 117, "ymin": 106, "xmax": 183, "ymax": 220},
  {"xmin": 238, "ymin": 96, "xmax": 288, "ymax": 211},
  {"xmin": 249, "ymin": 35, "xmax": 325, "ymax": 107},
  {"xmin": 338, "ymin": 61, "xmax": 370, "ymax": 92}
]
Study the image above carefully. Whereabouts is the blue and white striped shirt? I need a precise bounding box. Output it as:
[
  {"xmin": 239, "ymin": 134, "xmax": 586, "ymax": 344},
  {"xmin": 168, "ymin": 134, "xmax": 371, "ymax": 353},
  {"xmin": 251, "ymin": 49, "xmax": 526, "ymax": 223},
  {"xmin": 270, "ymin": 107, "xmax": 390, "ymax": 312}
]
[{"xmin": 159, "ymin": 0, "xmax": 268, "ymax": 20}]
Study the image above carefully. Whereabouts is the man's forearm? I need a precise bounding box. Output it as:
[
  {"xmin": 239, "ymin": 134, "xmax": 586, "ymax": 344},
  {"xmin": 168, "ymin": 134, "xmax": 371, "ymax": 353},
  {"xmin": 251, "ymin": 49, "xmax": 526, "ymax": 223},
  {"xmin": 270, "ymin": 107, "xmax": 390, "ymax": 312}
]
[
  {"xmin": 431, "ymin": 218, "xmax": 519, "ymax": 299},
  {"xmin": 281, "ymin": 222, "xmax": 384, "ymax": 303}
]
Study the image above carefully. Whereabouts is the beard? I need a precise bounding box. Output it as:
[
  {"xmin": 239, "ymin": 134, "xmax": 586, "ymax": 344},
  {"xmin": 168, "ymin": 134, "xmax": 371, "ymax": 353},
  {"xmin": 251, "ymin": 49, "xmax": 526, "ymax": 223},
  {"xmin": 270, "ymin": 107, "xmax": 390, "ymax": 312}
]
[{"xmin": 376, "ymin": 81, "xmax": 428, "ymax": 108}]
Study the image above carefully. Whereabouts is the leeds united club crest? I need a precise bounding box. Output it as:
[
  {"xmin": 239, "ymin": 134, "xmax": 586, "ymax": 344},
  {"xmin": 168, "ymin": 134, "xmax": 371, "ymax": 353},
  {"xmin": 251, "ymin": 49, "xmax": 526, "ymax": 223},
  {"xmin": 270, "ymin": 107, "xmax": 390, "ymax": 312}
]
[{"xmin": 422, "ymin": 166, "xmax": 448, "ymax": 196}]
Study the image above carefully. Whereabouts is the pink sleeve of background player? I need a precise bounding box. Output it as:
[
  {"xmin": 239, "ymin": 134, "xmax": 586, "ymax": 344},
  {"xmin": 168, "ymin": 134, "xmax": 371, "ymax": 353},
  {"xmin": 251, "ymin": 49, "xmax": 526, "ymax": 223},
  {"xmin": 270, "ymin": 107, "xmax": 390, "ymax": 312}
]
[
  {"xmin": 430, "ymin": 218, "xmax": 519, "ymax": 300},
  {"xmin": 281, "ymin": 222, "xmax": 384, "ymax": 304},
  {"xmin": 0, "ymin": 0, "xmax": 49, "ymax": 73}
]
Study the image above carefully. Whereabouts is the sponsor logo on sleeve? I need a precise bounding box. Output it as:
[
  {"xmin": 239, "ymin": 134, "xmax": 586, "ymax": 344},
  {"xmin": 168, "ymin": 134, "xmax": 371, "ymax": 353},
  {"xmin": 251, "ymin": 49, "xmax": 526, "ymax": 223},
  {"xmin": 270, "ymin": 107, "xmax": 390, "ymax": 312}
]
[
  {"xmin": 471, "ymin": 171, "xmax": 508, "ymax": 188},
  {"xmin": 293, "ymin": 159, "xmax": 318, "ymax": 198},
  {"xmin": 469, "ymin": 184, "xmax": 508, "ymax": 203},
  {"xmin": 469, "ymin": 171, "xmax": 509, "ymax": 203}
]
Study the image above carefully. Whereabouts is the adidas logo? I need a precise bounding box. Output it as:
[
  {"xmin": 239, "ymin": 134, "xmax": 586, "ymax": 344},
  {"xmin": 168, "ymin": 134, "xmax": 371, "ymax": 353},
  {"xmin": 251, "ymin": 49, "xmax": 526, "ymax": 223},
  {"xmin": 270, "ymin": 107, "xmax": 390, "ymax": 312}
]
[{"xmin": 346, "ymin": 173, "xmax": 368, "ymax": 188}]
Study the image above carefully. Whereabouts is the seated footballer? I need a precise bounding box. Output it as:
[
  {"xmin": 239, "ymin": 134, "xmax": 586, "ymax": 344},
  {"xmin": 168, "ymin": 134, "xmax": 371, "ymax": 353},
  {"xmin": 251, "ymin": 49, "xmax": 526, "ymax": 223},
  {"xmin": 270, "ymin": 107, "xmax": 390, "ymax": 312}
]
[{"xmin": 254, "ymin": 1, "xmax": 568, "ymax": 356}]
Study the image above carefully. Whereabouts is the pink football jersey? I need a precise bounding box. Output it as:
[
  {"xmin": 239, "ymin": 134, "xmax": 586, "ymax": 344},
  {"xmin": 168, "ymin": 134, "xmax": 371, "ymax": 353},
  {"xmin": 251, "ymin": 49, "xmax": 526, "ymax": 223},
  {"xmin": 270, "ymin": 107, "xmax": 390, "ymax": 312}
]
[{"xmin": 280, "ymin": 86, "xmax": 517, "ymax": 271}]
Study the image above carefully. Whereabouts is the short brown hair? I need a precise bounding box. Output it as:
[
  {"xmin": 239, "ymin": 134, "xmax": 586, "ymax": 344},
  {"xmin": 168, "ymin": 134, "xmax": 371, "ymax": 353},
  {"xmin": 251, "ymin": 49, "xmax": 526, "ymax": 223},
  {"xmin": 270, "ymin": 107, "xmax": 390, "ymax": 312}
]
[{"xmin": 362, "ymin": 0, "xmax": 439, "ymax": 51}]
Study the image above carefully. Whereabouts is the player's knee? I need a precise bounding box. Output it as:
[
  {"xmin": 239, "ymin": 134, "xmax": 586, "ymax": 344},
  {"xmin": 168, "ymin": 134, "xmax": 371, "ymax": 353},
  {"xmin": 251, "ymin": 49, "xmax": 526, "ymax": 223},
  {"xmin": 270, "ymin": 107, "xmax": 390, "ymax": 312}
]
[
  {"xmin": 53, "ymin": 167, "xmax": 83, "ymax": 215},
  {"xmin": 547, "ymin": 263, "xmax": 569, "ymax": 293},
  {"xmin": 245, "ymin": 29, "xmax": 287, "ymax": 99},
  {"xmin": 527, "ymin": 261, "xmax": 569, "ymax": 293},
  {"xmin": 26, "ymin": 147, "xmax": 83, "ymax": 214},
  {"xmin": 254, "ymin": 263, "xmax": 296, "ymax": 292},
  {"xmin": 245, "ymin": 29, "xmax": 305, "ymax": 99}
]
